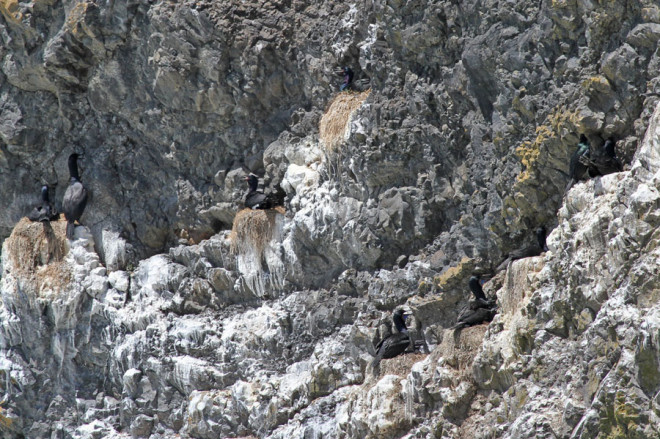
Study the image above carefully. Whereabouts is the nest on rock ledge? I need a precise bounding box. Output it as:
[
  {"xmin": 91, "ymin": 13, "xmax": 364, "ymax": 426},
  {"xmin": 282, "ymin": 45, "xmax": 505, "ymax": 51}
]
[
  {"xmin": 4, "ymin": 216, "xmax": 71, "ymax": 296},
  {"xmin": 438, "ymin": 324, "xmax": 489, "ymax": 382},
  {"xmin": 230, "ymin": 206, "xmax": 285, "ymax": 256},
  {"xmin": 320, "ymin": 89, "xmax": 371, "ymax": 151}
]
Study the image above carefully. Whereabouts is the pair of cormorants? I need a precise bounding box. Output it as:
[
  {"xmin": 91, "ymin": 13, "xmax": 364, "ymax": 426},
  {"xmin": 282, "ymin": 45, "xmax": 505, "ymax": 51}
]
[
  {"xmin": 243, "ymin": 173, "xmax": 286, "ymax": 210},
  {"xmin": 452, "ymin": 276, "xmax": 498, "ymax": 329},
  {"xmin": 565, "ymin": 135, "xmax": 623, "ymax": 194},
  {"xmin": 28, "ymin": 153, "xmax": 88, "ymax": 239}
]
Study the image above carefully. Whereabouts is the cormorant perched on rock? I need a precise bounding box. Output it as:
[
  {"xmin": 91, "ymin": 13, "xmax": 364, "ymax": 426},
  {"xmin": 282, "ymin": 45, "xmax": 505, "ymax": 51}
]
[
  {"xmin": 587, "ymin": 137, "xmax": 623, "ymax": 176},
  {"xmin": 496, "ymin": 226, "xmax": 548, "ymax": 272},
  {"xmin": 244, "ymin": 173, "xmax": 285, "ymax": 210},
  {"xmin": 27, "ymin": 185, "xmax": 58, "ymax": 223},
  {"xmin": 371, "ymin": 308, "xmax": 411, "ymax": 370},
  {"xmin": 469, "ymin": 276, "xmax": 496, "ymax": 306},
  {"xmin": 62, "ymin": 153, "xmax": 88, "ymax": 239},
  {"xmin": 564, "ymin": 134, "xmax": 591, "ymax": 194},
  {"xmin": 469, "ymin": 276, "xmax": 487, "ymax": 301},
  {"xmin": 452, "ymin": 277, "xmax": 498, "ymax": 330}
]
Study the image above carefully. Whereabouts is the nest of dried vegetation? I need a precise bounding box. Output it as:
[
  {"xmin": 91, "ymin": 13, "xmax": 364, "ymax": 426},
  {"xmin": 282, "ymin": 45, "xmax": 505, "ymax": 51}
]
[
  {"xmin": 4, "ymin": 216, "xmax": 71, "ymax": 294},
  {"xmin": 436, "ymin": 324, "xmax": 489, "ymax": 382},
  {"xmin": 319, "ymin": 89, "xmax": 371, "ymax": 151},
  {"xmin": 379, "ymin": 352, "xmax": 428, "ymax": 377},
  {"xmin": 229, "ymin": 207, "xmax": 285, "ymax": 255}
]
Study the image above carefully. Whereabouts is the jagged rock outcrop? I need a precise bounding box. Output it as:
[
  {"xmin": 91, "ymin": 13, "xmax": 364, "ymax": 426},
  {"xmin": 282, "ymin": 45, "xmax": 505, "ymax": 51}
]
[{"xmin": 2, "ymin": 0, "xmax": 660, "ymax": 438}]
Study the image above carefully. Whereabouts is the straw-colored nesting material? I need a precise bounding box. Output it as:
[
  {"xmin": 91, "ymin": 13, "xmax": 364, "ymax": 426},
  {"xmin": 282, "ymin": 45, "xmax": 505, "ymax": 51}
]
[
  {"xmin": 319, "ymin": 89, "xmax": 371, "ymax": 151},
  {"xmin": 229, "ymin": 207, "xmax": 284, "ymax": 255},
  {"xmin": 4, "ymin": 216, "xmax": 71, "ymax": 295},
  {"xmin": 379, "ymin": 352, "xmax": 428, "ymax": 377}
]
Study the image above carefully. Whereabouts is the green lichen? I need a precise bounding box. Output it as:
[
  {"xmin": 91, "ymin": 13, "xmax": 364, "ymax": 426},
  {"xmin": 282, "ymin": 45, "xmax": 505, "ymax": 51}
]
[
  {"xmin": 599, "ymin": 391, "xmax": 644, "ymax": 438},
  {"xmin": 636, "ymin": 345, "xmax": 660, "ymax": 394}
]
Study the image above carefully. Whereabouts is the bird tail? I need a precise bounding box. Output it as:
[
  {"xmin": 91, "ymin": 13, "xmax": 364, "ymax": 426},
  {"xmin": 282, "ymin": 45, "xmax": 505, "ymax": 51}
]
[
  {"xmin": 264, "ymin": 185, "xmax": 286, "ymax": 209},
  {"xmin": 370, "ymin": 356, "xmax": 382, "ymax": 374},
  {"xmin": 66, "ymin": 221, "xmax": 75, "ymax": 239},
  {"xmin": 564, "ymin": 178, "xmax": 576, "ymax": 195}
]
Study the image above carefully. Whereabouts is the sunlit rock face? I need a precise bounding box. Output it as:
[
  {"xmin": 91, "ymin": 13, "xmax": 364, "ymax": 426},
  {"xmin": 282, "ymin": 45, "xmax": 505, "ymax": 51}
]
[{"xmin": 1, "ymin": 0, "xmax": 660, "ymax": 437}]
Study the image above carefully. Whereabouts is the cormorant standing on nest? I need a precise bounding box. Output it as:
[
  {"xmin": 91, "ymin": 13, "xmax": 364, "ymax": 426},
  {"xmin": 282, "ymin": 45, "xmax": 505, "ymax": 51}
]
[
  {"xmin": 371, "ymin": 308, "xmax": 411, "ymax": 370},
  {"xmin": 453, "ymin": 276, "xmax": 498, "ymax": 330},
  {"xmin": 565, "ymin": 134, "xmax": 591, "ymax": 194},
  {"xmin": 496, "ymin": 226, "xmax": 548, "ymax": 272},
  {"xmin": 62, "ymin": 153, "xmax": 88, "ymax": 239},
  {"xmin": 244, "ymin": 173, "xmax": 285, "ymax": 210},
  {"xmin": 28, "ymin": 185, "xmax": 58, "ymax": 223}
]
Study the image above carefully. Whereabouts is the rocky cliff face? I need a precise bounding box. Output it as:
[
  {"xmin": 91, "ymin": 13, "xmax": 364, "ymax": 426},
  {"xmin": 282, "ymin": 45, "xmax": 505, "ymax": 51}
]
[{"xmin": 1, "ymin": 0, "xmax": 660, "ymax": 438}]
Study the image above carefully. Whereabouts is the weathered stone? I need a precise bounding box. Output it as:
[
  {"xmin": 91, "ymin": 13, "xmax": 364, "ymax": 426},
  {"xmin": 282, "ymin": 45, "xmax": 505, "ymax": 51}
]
[{"xmin": 1, "ymin": 0, "xmax": 660, "ymax": 438}]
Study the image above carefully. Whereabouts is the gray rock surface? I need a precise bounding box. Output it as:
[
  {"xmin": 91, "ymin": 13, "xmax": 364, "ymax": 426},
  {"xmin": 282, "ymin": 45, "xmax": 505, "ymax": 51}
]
[{"xmin": 1, "ymin": 0, "xmax": 660, "ymax": 437}]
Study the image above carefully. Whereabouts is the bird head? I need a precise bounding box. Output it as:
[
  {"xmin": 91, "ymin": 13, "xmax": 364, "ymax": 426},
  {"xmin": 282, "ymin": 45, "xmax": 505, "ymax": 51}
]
[
  {"xmin": 244, "ymin": 173, "xmax": 260, "ymax": 192},
  {"xmin": 393, "ymin": 307, "xmax": 413, "ymax": 331}
]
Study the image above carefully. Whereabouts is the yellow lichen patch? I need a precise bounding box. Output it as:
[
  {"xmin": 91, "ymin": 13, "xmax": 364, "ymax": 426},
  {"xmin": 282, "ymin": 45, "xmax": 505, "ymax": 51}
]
[
  {"xmin": 65, "ymin": 1, "xmax": 97, "ymax": 40},
  {"xmin": 515, "ymin": 106, "xmax": 581, "ymax": 183},
  {"xmin": 0, "ymin": 407, "xmax": 11, "ymax": 430},
  {"xmin": 4, "ymin": 216, "xmax": 71, "ymax": 297},
  {"xmin": 550, "ymin": 0, "xmax": 570, "ymax": 7},
  {"xmin": 0, "ymin": 0, "xmax": 21, "ymax": 24},
  {"xmin": 319, "ymin": 89, "xmax": 371, "ymax": 151},
  {"xmin": 433, "ymin": 257, "xmax": 475, "ymax": 292},
  {"xmin": 582, "ymin": 75, "xmax": 611, "ymax": 93}
]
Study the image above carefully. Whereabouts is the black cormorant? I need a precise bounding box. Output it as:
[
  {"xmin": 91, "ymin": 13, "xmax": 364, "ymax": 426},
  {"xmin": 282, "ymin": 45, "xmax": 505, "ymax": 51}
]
[
  {"xmin": 589, "ymin": 137, "xmax": 623, "ymax": 176},
  {"xmin": 564, "ymin": 134, "xmax": 591, "ymax": 194},
  {"xmin": 244, "ymin": 173, "xmax": 285, "ymax": 210},
  {"xmin": 371, "ymin": 308, "xmax": 411, "ymax": 370},
  {"xmin": 27, "ymin": 185, "xmax": 58, "ymax": 223},
  {"xmin": 62, "ymin": 153, "xmax": 88, "ymax": 239},
  {"xmin": 469, "ymin": 276, "xmax": 488, "ymax": 302},
  {"xmin": 453, "ymin": 277, "xmax": 498, "ymax": 330},
  {"xmin": 496, "ymin": 226, "xmax": 548, "ymax": 272},
  {"xmin": 452, "ymin": 307, "xmax": 498, "ymax": 330}
]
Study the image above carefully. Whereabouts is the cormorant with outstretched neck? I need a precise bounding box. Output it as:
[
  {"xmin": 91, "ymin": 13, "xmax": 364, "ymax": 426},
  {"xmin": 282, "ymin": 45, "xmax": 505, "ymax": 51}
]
[
  {"xmin": 496, "ymin": 226, "xmax": 548, "ymax": 272},
  {"xmin": 371, "ymin": 308, "xmax": 411, "ymax": 370},
  {"xmin": 28, "ymin": 185, "xmax": 58, "ymax": 223},
  {"xmin": 62, "ymin": 153, "xmax": 88, "ymax": 239},
  {"xmin": 244, "ymin": 173, "xmax": 285, "ymax": 210},
  {"xmin": 565, "ymin": 134, "xmax": 591, "ymax": 194}
]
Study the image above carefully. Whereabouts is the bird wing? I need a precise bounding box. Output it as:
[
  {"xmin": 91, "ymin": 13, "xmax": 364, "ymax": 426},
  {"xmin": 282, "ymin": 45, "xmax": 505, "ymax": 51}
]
[
  {"xmin": 245, "ymin": 191, "xmax": 268, "ymax": 209},
  {"xmin": 378, "ymin": 333, "xmax": 411, "ymax": 359},
  {"xmin": 62, "ymin": 182, "xmax": 88, "ymax": 221}
]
